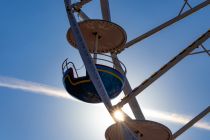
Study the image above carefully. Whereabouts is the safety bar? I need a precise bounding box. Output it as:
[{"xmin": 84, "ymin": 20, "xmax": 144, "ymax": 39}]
[{"xmin": 62, "ymin": 53, "xmax": 127, "ymax": 77}]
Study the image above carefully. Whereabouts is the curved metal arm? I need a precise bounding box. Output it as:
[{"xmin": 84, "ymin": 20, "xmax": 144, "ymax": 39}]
[{"xmin": 62, "ymin": 58, "xmax": 79, "ymax": 77}]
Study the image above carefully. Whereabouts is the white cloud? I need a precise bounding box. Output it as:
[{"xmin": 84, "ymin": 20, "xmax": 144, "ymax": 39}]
[{"xmin": 0, "ymin": 76, "xmax": 209, "ymax": 131}]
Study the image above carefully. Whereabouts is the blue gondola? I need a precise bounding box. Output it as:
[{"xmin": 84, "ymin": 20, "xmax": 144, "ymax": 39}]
[{"xmin": 62, "ymin": 57, "xmax": 126, "ymax": 103}]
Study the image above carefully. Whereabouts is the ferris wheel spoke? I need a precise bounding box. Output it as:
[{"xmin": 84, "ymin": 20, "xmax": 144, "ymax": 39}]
[
  {"xmin": 116, "ymin": 30, "xmax": 210, "ymax": 108},
  {"xmin": 173, "ymin": 106, "xmax": 210, "ymax": 139},
  {"xmin": 124, "ymin": 0, "xmax": 209, "ymax": 50}
]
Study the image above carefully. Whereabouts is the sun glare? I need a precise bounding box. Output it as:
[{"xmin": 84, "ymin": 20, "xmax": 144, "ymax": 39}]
[{"xmin": 113, "ymin": 110, "xmax": 125, "ymax": 122}]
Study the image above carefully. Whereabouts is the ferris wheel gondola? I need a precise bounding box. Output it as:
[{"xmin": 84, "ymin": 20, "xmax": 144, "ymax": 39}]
[{"xmin": 62, "ymin": 19, "xmax": 127, "ymax": 103}]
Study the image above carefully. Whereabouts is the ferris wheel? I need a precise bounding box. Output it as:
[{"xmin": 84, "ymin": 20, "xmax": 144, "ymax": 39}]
[{"xmin": 62, "ymin": 0, "xmax": 209, "ymax": 139}]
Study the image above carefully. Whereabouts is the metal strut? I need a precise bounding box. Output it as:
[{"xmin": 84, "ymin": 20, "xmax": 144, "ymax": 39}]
[
  {"xmin": 190, "ymin": 49, "xmax": 210, "ymax": 56},
  {"xmin": 178, "ymin": 0, "xmax": 209, "ymax": 57},
  {"xmin": 191, "ymin": 45, "xmax": 210, "ymax": 56},
  {"xmin": 72, "ymin": 0, "xmax": 92, "ymax": 12},
  {"xmin": 111, "ymin": 53, "xmax": 145, "ymax": 120},
  {"xmin": 99, "ymin": 1, "xmax": 142, "ymax": 139},
  {"xmin": 124, "ymin": 0, "xmax": 209, "ymax": 50},
  {"xmin": 99, "ymin": 0, "xmax": 145, "ymax": 120},
  {"xmin": 115, "ymin": 30, "xmax": 210, "ymax": 109},
  {"xmin": 200, "ymin": 44, "xmax": 210, "ymax": 56},
  {"xmin": 64, "ymin": 0, "xmax": 113, "ymax": 112},
  {"xmin": 173, "ymin": 106, "xmax": 210, "ymax": 139},
  {"xmin": 178, "ymin": 0, "xmax": 192, "ymax": 15}
]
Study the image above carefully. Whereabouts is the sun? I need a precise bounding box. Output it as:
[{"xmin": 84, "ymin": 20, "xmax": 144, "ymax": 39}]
[{"xmin": 113, "ymin": 110, "xmax": 125, "ymax": 122}]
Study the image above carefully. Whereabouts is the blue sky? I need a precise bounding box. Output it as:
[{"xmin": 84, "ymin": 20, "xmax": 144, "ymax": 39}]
[{"xmin": 0, "ymin": 0, "xmax": 209, "ymax": 140}]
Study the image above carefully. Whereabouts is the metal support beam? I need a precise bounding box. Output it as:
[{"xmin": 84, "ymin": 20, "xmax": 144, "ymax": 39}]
[
  {"xmin": 122, "ymin": 78, "xmax": 145, "ymax": 120},
  {"xmin": 115, "ymin": 30, "xmax": 210, "ymax": 108},
  {"xmin": 179, "ymin": 0, "xmax": 208, "ymax": 56},
  {"xmin": 99, "ymin": 1, "xmax": 140, "ymax": 139},
  {"xmin": 64, "ymin": 0, "xmax": 113, "ymax": 112},
  {"xmin": 190, "ymin": 49, "xmax": 210, "ymax": 55},
  {"xmin": 201, "ymin": 44, "xmax": 210, "ymax": 56},
  {"xmin": 99, "ymin": 0, "xmax": 145, "ymax": 120},
  {"xmin": 124, "ymin": 0, "xmax": 209, "ymax": 49},
  {"xmin": 100, "ymin": 0, "xmax": 111, "ymax": 21},
  {"xmin": 173, "ymin": 106, "xmax": 210, "ymax": 139},
  {"xmin": 112, "ymin": 54, "xmax": 145, "ymax": 120},
  {"xmin": 78, "ymin": 10, "xmax": 89, "ymax": 20},
  {"xmin": 185, "ymin": 0, "xmax": 193, "ymax": 9},
  {"xmin": 179, "ymin": 0, "xmax": 193, "ymax": 15},
  {"xmin": 178, "ymin": 0, "xmax": 188, "ymax": 15}
]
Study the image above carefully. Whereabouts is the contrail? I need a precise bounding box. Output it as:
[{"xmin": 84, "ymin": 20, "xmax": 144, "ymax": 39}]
[
  {"xmin": 144, "ymin": 109, "xmax": 210, "ymax": 131},
  {"xmin": 0, "ymin": 76, "xmax": 209, "ymax": 131},
  {"xmin": 0, "ymin": 76, "xmax": 73, "ymax": 100}
]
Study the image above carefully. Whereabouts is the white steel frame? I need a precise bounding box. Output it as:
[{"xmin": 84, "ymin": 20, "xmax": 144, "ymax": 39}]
[{"xmin": 64, "ymin": 0, "xmax": 210, "ymax": 139}]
